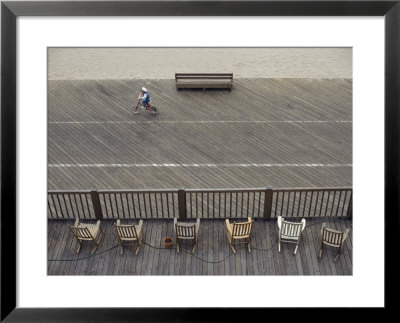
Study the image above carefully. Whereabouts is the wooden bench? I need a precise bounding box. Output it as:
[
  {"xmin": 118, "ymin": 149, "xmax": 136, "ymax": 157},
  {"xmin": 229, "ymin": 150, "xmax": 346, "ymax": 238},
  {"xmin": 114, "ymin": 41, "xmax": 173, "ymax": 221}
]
[{"xmin": 175, "ymin": 73, "xmax": 233, "ymax": 91}]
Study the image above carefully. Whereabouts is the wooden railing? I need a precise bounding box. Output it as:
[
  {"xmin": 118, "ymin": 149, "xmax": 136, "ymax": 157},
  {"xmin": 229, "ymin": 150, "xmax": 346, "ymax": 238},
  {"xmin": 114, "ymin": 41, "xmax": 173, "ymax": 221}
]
[
  {"xmin": 97, "ymin": 189, "xmax": 178, "ymax": 220},
  {"xmin": 48, "ymin": 186, "xmax": 352, "ymax": 220},
  {"xmin": 271, "ymin": 188, "xmax": 352, "ymax": 219}
]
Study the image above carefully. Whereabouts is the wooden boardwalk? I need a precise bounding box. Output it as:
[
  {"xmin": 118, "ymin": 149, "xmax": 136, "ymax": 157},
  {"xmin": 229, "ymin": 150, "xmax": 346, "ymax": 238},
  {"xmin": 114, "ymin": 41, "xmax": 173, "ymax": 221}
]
[
  {"xmin": 48, "ymin": 78, "xmax": 352, "ymax": 190},
  {"xmin": 48, "ymin": 77, "xmax": 352, "ymax": 275},
  {"xmin": 48, "ymin": 218, "xmax": 352, "ymax": 275}
]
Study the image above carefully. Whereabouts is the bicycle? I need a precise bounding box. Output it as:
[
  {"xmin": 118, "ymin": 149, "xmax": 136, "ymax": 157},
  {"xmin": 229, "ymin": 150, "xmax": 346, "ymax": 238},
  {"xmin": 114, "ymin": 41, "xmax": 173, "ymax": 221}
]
[{"xmin": 133, "ymin": 98, "xmax": 158, "ymax": 116}]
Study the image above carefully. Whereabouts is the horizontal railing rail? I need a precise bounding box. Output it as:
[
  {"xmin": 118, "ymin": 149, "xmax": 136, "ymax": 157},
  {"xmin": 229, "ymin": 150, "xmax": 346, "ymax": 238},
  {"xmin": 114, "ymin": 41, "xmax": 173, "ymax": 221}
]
[{"xmin": 48, "ymin": 186, "xmax": 352, "ymax": 220}]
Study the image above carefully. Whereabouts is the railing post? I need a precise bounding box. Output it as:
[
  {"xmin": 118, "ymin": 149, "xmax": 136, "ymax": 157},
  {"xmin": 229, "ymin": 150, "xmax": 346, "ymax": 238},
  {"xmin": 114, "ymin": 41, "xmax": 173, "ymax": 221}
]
[
  {"xmin": 263, "ymin": 186, "xmax": 273, "ymax": 218},
  {"xmin": 178, "ymin": 187, "xmax": 187, "ymax": 219},
  {"xmin": 90, "ymin": 187, "xmax": 103, "ymax": 220},
  {"xmin": 346, "ymin": 191, "xmax": 352, "ymax": 219}
]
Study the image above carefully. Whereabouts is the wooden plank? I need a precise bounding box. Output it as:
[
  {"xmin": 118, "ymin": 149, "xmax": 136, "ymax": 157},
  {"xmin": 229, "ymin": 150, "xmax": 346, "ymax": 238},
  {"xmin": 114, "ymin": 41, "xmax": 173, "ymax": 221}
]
[
  {"xmin": 304, "ymin": 220, "xmax": 321, "ymax": 275},
  {"xmin": 281, "ymin": 234, "xmax": 298, "ymax": 275},
  {"xmin": 310, "ymin": 221, "xmax": 329, "ymax": 275},
  {"xmin": 50, "ymin": 222, "xmax": 72, "ymax": 275},
  {"xmin": 156, "ymin": 219, "xmax": 168, "ymax": 275},
  {"xmin": 61, "ymin": 222, "xmax": 81, "ymax": 275},
  {"xmin": 259, "ymin": 219, "xmax": 273, "ymax": 275},
  {"xmin": 215, "ymin": 220, "xmax": 225, "ymax": 275},
  {"xmin": 144, "ymin": 220, "xmax": 156, "ymax": 275},
  {"xmin": 299, "ymin": 221, "xmax": 313, "ymax": 276},
  {"xmin": 139, "ymin": 220, "xmax": 152, "ymax": 275},
  {"xmin": 47, "ymin": 221, "xmax": 63, "ymax": 275},
  {"xmin": 336, "ymin": 220, "xmax": 353, "ymax": 274},
  {"xmin": 97, "ymin": 221, "xmax": 115, "ymax": 275},
  {"xmin": 150, "ymin": 220, "xmax": 162, "ymax": 275}
]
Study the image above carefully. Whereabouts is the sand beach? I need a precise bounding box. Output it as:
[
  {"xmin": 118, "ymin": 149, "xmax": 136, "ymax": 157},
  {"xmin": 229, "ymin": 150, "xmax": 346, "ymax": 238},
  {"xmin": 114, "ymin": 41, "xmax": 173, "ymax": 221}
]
[{"xmin": 48, "ymin": 47, "xmax": 352, "ymax": 80}]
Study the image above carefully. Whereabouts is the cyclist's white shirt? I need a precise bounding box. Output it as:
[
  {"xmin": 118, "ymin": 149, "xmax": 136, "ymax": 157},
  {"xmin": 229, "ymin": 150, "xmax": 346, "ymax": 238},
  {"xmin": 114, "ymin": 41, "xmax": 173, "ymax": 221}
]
[{"xmin": 138, "ymin": 92, "xmax": 148, "ymax": 100}]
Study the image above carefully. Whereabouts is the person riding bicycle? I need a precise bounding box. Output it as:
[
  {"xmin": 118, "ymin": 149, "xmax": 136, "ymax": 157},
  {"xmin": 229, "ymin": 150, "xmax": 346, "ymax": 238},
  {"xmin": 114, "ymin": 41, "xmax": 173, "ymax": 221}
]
[
  {"xmin": 138, "ymin": 87, "xmax": 151, "ymax": 110},
  {"xmin": 133, "ymin": 87, "xmax": 158, "ymax": 115}
]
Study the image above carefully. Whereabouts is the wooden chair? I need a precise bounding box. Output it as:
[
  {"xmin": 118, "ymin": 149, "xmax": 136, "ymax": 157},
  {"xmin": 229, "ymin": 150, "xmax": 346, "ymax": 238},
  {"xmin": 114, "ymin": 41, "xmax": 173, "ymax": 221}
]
[
  {"xmin": 277, "ymin": 216, "xmax": 306, "ymax": 255},
  {"xmin": 114, "ymin": 219, "xmax": 143, "ymax": 255},
  {"xmin": 174, "ymin": 218, "xmax": 200, "ymax": 253},
  {"xmin": 319, "ymin": 223, "xmax": 350, "ymax": 261},
  {"xmin": 68, "ymin": 218, "xmax": 104, "ymax": 254},
  {"xmin": 225, "ymin": 217, "xmax": 254, "ymax": 253}
]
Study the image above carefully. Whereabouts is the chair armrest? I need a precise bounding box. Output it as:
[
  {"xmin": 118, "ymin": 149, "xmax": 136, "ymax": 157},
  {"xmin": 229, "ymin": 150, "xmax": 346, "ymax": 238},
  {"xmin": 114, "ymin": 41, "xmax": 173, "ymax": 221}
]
[
  {"xmin": 320, "ymin": 222, "xmax": 326, "ymax": 235},
  {"xmin": 116, "ymin": 219, "xmax": 121, "ymax": 226},
  {"xmin": 342, "ymin": 228, "xmax": 350, "ymax": 242},
  {"xmin": 301, "ymin": 219, "xmax": 306, "ymax": 231},
  {"xmin": 74, "ymin": 218, "xmax": 80, "ymax": 227},
  {"xmin": 96, "ymin": 220, "xmax": 101, "ymax": 229},
  {"xmin": 277, "ymin": 216, "xmax": 283, "ymax": 230},
  {"xmin": 136, "ymin": 220, "xmax": 143, "ymax": 234},
  {"xmin": 248, "ymin": 217, "xmax": 252, "ymax": 223},
  {"xmin": 196, "ymin": 218, "xmax": 200, "ymax": 232},
  {"xmin": 225, "ymin": 219, "xmax": 232, "ymax": 234}
]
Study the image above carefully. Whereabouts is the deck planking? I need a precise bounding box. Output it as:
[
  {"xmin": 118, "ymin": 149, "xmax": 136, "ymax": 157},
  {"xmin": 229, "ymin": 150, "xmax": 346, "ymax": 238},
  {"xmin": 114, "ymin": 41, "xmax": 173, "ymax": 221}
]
[
  {"xmin": 48, "ymin": 78, "xmax": 352, "ymax": 191},
  {"xmin": 48, "ymin": 78, "xmax": 352, "ymax": 275},
  {"xmin": 48, "ymin": 218, "xmax": 352, "ymax": 276}
]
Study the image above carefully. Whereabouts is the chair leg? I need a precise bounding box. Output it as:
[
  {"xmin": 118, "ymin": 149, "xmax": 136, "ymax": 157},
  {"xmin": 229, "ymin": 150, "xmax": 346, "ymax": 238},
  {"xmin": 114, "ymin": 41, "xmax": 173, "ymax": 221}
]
[
  {"xmin": 76, "ymin": 240, "xmax": 82, "ymax": 253},
  {"xmin": 334, "ymin": 245, "xmax": 343, "ymax": 262},
  {"xmin": 294, "ymin": 244, "xmax": 298, "ymax": 255},
  {"xmin": 90, "ymin": 230, "xmax": 104, "ymax": 255},
  {"xmin": 117, "ymin": 238, "xmax": 123, "ymax": 255},
  {"xmin": 192, "ymin": 238, "xmax": 197, "ymax": 253},
  {"xmin": 94, "ymin": 229, "xmax": 104, "ymax": 247},
  {"xmin": 319, "ymin": 242, "xmax": 324, "ymax": 258},
  {"xmin": 176, "ymin": 238, "xmax": 180, "ymax": 253},
  {"xmin": 136, "ymin": 238, "xmax": 141, "ymax": 255},
  {"xmin": 91, "ymin": 242, "xmax": 99, "ymax": 254},
  {"xmin": 230, "ymin": 242, "xmax": 236, "ymax": 254},
  {"xmin": 226, "ymin": 232, "xmax": 236, "ymax": 253},
  {"xmin": 247, "ymin": 238, "xmax": 251, "ymax": 253}
]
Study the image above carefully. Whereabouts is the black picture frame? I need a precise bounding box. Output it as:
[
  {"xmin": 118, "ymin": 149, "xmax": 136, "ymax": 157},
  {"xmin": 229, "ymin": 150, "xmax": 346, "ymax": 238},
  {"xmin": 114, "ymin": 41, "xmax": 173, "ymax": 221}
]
[{"xmin": 1, "ymin": 1, "xmax": 398, "ymax": 321}]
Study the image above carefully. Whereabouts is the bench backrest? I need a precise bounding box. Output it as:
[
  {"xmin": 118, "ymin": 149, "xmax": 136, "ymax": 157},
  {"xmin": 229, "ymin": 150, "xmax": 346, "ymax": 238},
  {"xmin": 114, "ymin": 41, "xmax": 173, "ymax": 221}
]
[{"xmin": 175, "ymin": 73, "xmax": 233, "ymax": 81}]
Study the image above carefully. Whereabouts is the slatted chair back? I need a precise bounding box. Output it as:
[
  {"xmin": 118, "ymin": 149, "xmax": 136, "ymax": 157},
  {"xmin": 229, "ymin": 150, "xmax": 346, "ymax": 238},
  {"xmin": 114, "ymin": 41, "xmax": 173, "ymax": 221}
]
[
  {"xmin": 115, "ymin": 224, "xmax": 138, "ymax": 240},
  {"xmin": 322, "ymin": 227, "xmax": 344, "ymax": 247},
  {"xmin": 280, "ymin": 221, "xmax": 303, "ymax": 239},
  {"xmin": 175, "ymin": 223, "xmax": 197, "ymax": 238},
  {"xmin": 232, "ymin": 220, "xmax": 253, "ymax": 238},
  {"xmin": 68, "ymin": 226, "xmax": 93, "ymax": 240},
  {"xmin": 174, "ymin": 218, "xmax": 200, "ymax": 253}
]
